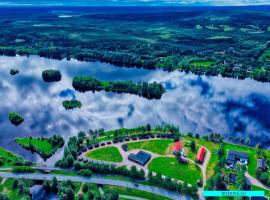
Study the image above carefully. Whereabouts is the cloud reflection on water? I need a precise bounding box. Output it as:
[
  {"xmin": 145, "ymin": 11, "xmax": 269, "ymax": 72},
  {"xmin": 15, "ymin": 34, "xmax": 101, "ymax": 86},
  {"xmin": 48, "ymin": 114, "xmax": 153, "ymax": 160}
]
[{"xmin": 0, "ymin": 55, "xmax": 270, "ymax": 165}]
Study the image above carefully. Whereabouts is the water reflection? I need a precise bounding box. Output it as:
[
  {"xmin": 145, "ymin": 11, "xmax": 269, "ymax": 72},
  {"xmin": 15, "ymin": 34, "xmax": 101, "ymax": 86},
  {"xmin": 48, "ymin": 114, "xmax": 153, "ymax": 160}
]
[
  {"xmin": 0, "ymin": 55, "xmax": 270, "ymax": 165},
  {"xmin": 30, "ymin": 185, "xmax": 57, "ymax": 200}
]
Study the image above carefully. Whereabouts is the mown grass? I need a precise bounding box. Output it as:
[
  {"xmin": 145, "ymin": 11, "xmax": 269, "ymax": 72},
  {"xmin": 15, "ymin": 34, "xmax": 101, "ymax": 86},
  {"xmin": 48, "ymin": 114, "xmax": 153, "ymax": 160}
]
[
  {"xmin": 85, "ymin": 146, "xmax": 123, "ymax": 163},
  {"xmin": 15, "ymin": 138, "xmax": 53, "ymax": 155},
  {"xmin": 127, "ymin": 139, "xmax": 173, "ymax": 155},
  {"xmin": 104, "ymin": 185, "xmax": 173, "ymax": 200},
  {"xmin": 0, "ymin": 147, "xmax": 23, "ymax": 166},
  {"xmin": 190, "ymin": 61, "xmax": 215, "ymax": 67},
  {"xmin": 252, "ymin": 185, "xmax": 270, "ymax": 198},
  {"xmin": 148, "ymin": 157, "xmax": 202, "ymax": 185}
]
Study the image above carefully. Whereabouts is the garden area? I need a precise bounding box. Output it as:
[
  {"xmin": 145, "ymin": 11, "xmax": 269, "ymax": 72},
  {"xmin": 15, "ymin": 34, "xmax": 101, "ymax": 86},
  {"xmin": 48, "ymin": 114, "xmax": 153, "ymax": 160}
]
[{"xmin": 85, "ymin": 146, "xmax": 123, "ymax": 163}]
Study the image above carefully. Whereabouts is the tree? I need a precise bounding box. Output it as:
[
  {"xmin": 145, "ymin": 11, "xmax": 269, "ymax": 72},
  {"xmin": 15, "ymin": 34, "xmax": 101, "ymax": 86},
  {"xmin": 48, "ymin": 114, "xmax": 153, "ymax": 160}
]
[
  {"xmin": 0, "ymin": 193, "xmax": 9, "ymax": 200},
  {"xmin": 13, "ymin": 179, "xmax": 18, "ymax": 189},
  {"xmin": 146, "ymin": 124, "xmax": 151, "ymax": 132},
  {"xmin": 190, "ymin": 141, "xmax": 196, "ymax": 152},
  {"xmin": 51, "ymin": 176, "xmax": 58, "ymax": 191},
  {"xmin": 187, "ymin": 132, "xmax": 193, "ymax": 137},
  {"xmin": 139, "ymin": 169, "xmax": 145, "ymax": 179},
  {"xmin": 256, "ymin": 143, "xmax": 262, "ymax": 149},
  {"xmin": 43, "ymin": 180, "xmax": 51, "ymax": 191},
  {"xmin": 82, "ymin": 184, "xmax": 89, "ymax": 193}
]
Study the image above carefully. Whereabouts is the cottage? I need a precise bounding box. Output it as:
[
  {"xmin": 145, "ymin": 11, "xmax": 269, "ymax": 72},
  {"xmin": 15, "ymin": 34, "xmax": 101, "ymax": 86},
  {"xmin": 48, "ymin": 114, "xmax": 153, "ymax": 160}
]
[{"xmin": 257, "ymin": 158, "xmax": 267, "ymax": 171}]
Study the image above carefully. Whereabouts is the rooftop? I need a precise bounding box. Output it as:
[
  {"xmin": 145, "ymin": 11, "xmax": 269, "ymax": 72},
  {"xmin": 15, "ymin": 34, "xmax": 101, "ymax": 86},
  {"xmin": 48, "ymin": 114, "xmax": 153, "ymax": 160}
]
[{"xmin": 128, "ymin": 150, "xmax": 152, "ymax": 166}]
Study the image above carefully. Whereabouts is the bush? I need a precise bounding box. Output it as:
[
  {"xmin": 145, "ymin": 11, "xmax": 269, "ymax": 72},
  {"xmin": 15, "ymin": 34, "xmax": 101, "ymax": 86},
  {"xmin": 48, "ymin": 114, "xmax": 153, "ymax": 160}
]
[
  {"xmin": 13, "ymin": 166, "xmax": 34, "ymax": 173},
  {"xmin": 77, "ymin": 169, "xmax": 92, "ymax": 177}
]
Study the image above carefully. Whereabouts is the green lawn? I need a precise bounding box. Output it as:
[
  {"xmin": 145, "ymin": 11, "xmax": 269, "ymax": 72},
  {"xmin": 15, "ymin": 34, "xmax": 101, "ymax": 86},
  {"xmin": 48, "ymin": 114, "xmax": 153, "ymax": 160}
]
[
  {"xmin": 85, "ymin": 146, "xmax": 123, "ymax": 163},
  {"xmin": 104, "ymin": 185, "xmax": 173, "ymax": 200},
  {"xmin": 0, "ymin": 147, "xmax": 23, "ymax": 166},
  {"xmin": 252, "ymin": 185, "xmax": 270, "ymax": 198},
  {"xmin": 190, "ymin": 61, "xmax": 215, "ymax": 67},
  {"xmin": 148, "ymin": 157, "xmax": 202, "ymax": 185},
  {"xmin": 127, "ymin": 139, "xmax": 173, "ymax": 155},
  {"xmin": 16, "ymin": 137, "xmax": 53, "ymax": 156}
]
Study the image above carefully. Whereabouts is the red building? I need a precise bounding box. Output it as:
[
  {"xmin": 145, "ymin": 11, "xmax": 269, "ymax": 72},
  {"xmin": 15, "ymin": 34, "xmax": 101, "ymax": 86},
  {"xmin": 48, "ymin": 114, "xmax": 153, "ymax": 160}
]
[
  {"xmin": 196, "ymin": 147, "xmax": 206, "ymax": 163},
  {"xmin": 173, "ymin": 141, "xmax": 182, "ymax": 153}
]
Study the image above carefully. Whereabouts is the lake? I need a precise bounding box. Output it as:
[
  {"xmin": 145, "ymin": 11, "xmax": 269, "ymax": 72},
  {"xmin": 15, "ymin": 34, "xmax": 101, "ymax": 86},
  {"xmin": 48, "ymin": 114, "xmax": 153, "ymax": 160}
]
[{"xmin": 0, "ymin": 55, "xmax": 269, "ymax": 165}]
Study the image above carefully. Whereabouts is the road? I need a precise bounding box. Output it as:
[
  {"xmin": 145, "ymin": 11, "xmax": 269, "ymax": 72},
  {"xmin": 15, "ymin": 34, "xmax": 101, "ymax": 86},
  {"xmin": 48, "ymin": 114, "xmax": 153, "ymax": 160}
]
[{"xmin": 0, "ymin": 172, "xmax": 190, "ymax": 200}]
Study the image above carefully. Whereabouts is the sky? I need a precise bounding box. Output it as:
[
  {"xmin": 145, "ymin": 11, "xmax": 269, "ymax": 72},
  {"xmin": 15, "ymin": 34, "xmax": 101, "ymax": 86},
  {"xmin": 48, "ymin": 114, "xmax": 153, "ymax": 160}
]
[{"xmin": 1, "ymin": 0, "xmax": 270, "ymax": 6}]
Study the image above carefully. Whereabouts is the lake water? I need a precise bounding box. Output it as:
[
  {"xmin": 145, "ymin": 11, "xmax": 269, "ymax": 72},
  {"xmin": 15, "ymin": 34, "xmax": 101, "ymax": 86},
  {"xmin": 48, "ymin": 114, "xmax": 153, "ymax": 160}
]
[{"xmin": 0, "ymin": 55, "xmax": 270, "ymax": 165}]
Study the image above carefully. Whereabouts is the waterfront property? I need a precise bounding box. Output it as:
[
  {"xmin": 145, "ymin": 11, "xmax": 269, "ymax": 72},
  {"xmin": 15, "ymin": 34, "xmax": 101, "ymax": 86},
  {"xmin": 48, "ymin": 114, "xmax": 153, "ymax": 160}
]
[
  {"xmin": 128, "ymin": 151, "xmax": 152, "ymax": 166},
  {"xmin": 226, "ymin": 150, "xmax": 248, "ymax": 168}
]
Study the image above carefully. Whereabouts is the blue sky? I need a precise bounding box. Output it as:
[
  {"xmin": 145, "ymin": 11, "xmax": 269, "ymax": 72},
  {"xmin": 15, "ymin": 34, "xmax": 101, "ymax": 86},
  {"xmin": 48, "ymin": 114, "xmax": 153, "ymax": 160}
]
[{"xmin": 1, "ymin": 0, "xmax": 270, "ymax": 6}]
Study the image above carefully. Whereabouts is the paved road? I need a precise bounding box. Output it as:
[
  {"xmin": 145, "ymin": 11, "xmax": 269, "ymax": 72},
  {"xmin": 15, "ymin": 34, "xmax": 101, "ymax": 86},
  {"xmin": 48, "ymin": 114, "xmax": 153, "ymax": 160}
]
[{"xmin": 0, "ymin": 172, "xmax": 190, "ymax": 200}]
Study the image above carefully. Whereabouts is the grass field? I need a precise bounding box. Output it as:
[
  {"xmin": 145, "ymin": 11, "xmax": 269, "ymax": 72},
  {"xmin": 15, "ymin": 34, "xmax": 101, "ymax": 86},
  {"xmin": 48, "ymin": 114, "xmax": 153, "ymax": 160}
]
[
  {"xmin": 15, "ymin": 137, "xmax": 53, "ymax": 156},
  {"xmin": 148, "ymin": 157, "xmax": 201, "ymax": 185},
  {"xmin": 104, "ymin": 185, "xmax": 173, "ymax": 200},
  {"xmin": 0, "ymin": 147, "xmax": 23, "ymax": 166},
  {"xmin": 252, "ymin": 185, "xmax": 270, "ymax": 198},
  {"xmin": 127, "ymin": 139, "xmax": 173, "ymax": 155},
  {"xmin": 190, "ymin": 61, "xmax": 215, "ymax": 67},
  {"xmin": 85, "ymin": 146, "xmax": 123, "ymax": 163}
]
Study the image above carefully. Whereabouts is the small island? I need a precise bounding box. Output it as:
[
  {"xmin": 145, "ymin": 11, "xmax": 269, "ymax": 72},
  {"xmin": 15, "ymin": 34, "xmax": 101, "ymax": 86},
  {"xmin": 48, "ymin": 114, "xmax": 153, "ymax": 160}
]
[
  {"xmin": 10, "ymin": 68, "xmax": 19, "ymax": 75},
  {"xmin": 62, "ymin": 99, "xmax": 82, "ymax": 110},
  {"xmin": 8, "ymin": 112, "xmax": 24, "ymax": 126},
  {"xmin": 15, "ymin": 135, "xmax": 64, "ymax": 160},
  {"xmin": 72, "ymin": 76, "xmax": 165, "ymax": 99},
  {"xmin": 42, "ymin": 69, "xmax": 62, "ymax": 82}
]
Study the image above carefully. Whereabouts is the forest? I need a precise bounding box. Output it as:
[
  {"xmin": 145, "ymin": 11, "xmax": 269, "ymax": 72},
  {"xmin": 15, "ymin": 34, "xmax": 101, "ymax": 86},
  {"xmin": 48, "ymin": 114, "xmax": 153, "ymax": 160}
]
[
  {"xmin": 0, "ymin": 7, "xmax": 269, "ymax": 81},
  {"xmin": 72, "ymin": 76, "xmax": 165, "ymax": 99}
]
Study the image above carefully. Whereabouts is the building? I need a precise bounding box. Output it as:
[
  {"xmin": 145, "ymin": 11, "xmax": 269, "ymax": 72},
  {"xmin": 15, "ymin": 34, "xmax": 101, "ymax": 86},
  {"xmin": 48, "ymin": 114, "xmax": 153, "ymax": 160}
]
[
  {"xmin": 196, "ymin": 147, "xmax": 206, "ymax": 164},
  {"xmin": 226, "ymin": 150, "xmax": 248, "ymax": 167},
  {"xmin": 173, "ymin": 141, "xmax": 182, "ymax": 154},
  {"xmin": 257, "ymin": 158, "xmax": 267, "ymax": 171},
  {"xmin": 128, "ymin": 151, "xmax": 152, "ymax": 166}
]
